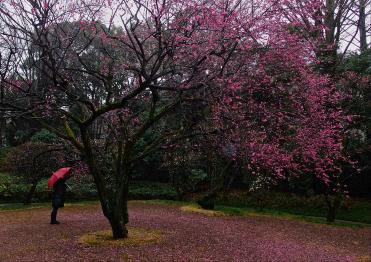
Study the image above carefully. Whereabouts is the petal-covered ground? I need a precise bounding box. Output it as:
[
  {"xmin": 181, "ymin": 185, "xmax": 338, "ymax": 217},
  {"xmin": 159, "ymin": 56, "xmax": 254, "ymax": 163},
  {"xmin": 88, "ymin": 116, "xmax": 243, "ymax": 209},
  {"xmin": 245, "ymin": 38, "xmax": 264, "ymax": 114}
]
[{"xmin": 0, "ymin": 202, "xmax": 370, "ymax": 262}]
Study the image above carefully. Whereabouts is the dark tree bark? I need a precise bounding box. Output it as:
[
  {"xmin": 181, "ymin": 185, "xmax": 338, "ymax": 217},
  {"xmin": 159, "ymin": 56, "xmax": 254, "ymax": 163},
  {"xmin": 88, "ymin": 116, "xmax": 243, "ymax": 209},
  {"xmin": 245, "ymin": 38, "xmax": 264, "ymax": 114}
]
[
  {"xmin": 359, "ymin": 0, "xmax": 368, "ymax": 53},
  {"xmin": 198, "ymin": 160, "xmax": 234, "ymax": 210},
  {"xmin": 102, "ymin": 176, "xmax": 130, "ymax": 239},
  {"xmin": 0, "ymin": 114, "xmax": 4, "ymax": 148},
  {"xmin": 325, "ymin": 193, "xmax": 342, "ymax": 223}
]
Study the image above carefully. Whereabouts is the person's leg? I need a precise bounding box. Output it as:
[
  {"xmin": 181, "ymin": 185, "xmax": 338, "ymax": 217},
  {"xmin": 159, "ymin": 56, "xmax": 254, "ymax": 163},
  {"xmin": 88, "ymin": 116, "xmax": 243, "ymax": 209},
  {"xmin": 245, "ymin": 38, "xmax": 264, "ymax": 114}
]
[{"xmin": 50, "ymin": 207, "xmax": 59, "ymax": 224}]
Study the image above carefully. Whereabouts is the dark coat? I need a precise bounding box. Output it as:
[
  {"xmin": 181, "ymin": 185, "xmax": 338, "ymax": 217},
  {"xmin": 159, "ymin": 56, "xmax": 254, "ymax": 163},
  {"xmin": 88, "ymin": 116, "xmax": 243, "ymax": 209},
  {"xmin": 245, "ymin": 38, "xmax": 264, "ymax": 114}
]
[{"xmin": 52, "ymin": 179, "xmax": 67, "ymax": 208}]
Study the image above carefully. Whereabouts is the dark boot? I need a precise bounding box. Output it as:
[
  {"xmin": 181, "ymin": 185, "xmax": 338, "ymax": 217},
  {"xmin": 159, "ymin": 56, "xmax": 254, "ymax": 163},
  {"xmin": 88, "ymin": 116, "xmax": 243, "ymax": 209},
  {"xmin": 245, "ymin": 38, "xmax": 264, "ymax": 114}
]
[{"xmin": 50, "ymin": 207, "xmax": 60, "ymax": 224}]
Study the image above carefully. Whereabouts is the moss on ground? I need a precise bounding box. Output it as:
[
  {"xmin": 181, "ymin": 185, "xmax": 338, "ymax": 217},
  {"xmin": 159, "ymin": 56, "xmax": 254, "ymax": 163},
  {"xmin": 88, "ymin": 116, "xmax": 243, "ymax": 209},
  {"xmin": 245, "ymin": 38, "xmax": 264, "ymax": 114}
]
[
  {"xmin": 79, "ymin": 227, "xmax": 164, "ymax": 247},
  {"xmin": 357, "ymin": 255, "xmax": 371, "ymax": 262},
  {"xmin": 131, "ymin": 199, "xmax": 186, "ymax": 206},
  {"xmin": 180, "ymin": 204, "xmax": 227, "ymax": 217}
]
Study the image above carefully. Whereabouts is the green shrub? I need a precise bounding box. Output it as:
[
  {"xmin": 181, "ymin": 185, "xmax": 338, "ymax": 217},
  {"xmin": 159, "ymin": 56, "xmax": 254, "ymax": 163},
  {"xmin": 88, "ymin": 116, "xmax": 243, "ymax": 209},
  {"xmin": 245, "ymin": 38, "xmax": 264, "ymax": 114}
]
[
  {"xmin": 218, "ymin": 190, "xmax": 329, "ymax": 210},
  {"xmin": 0, "ymin": 173, "xmax": 27, "ymax": 201},
  {"xmin": 0, "ymin": 147, "xmax": 12, "ymax": 168},
  {"xmin": 65, "ymin": 180, "xmax": 177, "ymax": 201},
  {"xmin": 30, "ymin": 129, "xmax": 59, "ymax": 144},
  {"xmin": 1, "ymin": 175, "xmax": 177, "ymax": 202},
  {"xmin": 129, "ymin": 181, "xmax": 177, "ymax": 200},
  {"xmin": 66, "ymin": 180, "xmax": 98, "ymax": 200}
]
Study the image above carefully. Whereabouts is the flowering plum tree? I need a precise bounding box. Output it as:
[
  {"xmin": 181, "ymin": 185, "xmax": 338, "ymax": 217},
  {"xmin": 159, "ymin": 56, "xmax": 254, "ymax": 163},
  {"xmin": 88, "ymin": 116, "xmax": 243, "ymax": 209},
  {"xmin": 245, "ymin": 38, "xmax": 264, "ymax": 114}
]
[
  {"xmin": 0, "ymin": 0, "xmax": 252, "ymax": 238},
  {"xmin": 0, "ymin": 0, "xmax": 352, "ymax": 236},
  {"xmin": 209, "ymin": 1, "xmax": 353, "ymax": 221}
]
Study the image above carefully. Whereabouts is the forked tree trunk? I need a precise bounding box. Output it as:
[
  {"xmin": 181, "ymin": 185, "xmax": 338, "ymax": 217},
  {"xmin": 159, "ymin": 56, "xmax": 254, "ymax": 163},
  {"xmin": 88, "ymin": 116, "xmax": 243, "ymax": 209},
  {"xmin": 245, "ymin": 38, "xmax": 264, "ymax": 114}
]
[
  {"xmin": 81, "ymin": 129, "xmax": 130, "ymax": 239},
  {"xmin": 92, "ymin": 166, "xmax": 130, "ymax": 239},
  {"xmin": 87, "ymin": 171, "xmax": 130, "ymax": 238}
]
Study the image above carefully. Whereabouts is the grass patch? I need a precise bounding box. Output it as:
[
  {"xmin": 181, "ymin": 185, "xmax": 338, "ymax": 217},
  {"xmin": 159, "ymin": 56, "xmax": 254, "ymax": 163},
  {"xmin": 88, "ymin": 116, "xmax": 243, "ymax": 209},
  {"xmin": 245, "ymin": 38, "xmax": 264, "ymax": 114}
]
[
  {"xmin": 178, "ymin": 202, "xmax": 369, "ymax": 228},
  {"xmin": 0, "ymin": 202, "xmax": 49, "ymax": 212},
  {"xmin": 264, "ymin": 203, "xmax": 371, "ymax": 225},
  {"xmin": 131, "ymin": 199, "xmax": 187, "ymax": 206},
  {"xmin": 298, "ymin": 216, "xmax": 369, "ymax": 228},
  {"xmin": 138, "ymin": 200, "xmax": 233, "ymax": 217},
  {"xmin": 64, "ymin": 200, "xmax": 100, "ymax": 207},
  {"xmin": 0, "ymin": 200, "xmax": 99, "ymax": 212},
  {"xmin": 181, "ymin": 204, "xmax": 226, "ymax": 216},
  {"xmin": 129, "ymin": 200, "xmax": 371, "ymax": 228},
  {"xmin": 214, "ymin": 205, "xmax": 370, "ymax": 228},
  {"xmin": 217, "ymin": 191, "xmax": 371, "ymax": 224},
  {"xmin": 79, "ymin": 227, "xmax": 164, "ymax": 247},
  {"xmin": 357, "ymin": 255, "xmax": 371, "ymax": 262}
]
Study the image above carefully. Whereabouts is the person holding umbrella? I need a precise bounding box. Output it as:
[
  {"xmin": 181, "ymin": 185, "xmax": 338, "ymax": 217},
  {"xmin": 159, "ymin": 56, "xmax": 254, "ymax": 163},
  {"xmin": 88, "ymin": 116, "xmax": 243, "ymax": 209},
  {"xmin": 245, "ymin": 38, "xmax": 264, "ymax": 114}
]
[{"xmin": 48, "ymin": 167, "xmax": 72, "ymax": 225}]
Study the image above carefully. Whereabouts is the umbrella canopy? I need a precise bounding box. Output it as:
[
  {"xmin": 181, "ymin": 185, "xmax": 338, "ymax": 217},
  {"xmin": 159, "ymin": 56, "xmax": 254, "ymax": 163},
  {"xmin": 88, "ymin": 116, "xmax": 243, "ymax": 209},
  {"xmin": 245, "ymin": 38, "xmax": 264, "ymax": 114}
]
[{"xmin": 48, "ymin": 167, "xmax": 71, "ymax": 188}]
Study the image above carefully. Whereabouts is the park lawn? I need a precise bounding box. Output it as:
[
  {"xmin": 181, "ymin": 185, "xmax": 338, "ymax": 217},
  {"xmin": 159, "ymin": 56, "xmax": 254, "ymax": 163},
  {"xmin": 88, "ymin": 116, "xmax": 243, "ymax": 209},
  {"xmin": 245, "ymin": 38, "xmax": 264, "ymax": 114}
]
[
  {"xmin": 215, "ymin": 191, "xmax": 371, "ymax": 224},
  {"xmin": 0, "ymin": 198, "xmax": 370, "ymax": 227},
  {"xmin": 1, "ymin": 169, "xmax": 370, "ymax": 226},
  {"xmin": 0, "ymin": 201, "xmax": 370, "ymax": 262},
  {"xmin": 0, "ymin": 200, "xmax": 100, "ymax": 213},
  {"xmin": 263, "ymin": 201, "xmax": 371, "ymax": 224},
  {"xmin": 130, "ymin": 199, "xmax": 371, "ymax": 228},
  {"xmin": 213, "ymin": 205, "xmax": 371, "ymax": 228}
]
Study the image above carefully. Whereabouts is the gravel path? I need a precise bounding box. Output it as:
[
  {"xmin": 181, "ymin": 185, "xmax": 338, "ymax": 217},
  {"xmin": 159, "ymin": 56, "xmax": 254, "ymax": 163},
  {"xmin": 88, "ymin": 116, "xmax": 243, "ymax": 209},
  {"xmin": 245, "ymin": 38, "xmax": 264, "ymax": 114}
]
[{"xmin": 0, "ymin": 202, "xmax": 370, "ymax": 262}]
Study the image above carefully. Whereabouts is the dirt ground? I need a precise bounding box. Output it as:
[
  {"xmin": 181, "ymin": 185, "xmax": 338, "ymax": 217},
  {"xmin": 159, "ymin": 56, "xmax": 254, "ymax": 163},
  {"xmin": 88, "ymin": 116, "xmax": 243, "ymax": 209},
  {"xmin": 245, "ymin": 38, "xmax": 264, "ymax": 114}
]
[{"xmin": 0, "ymin": 202, "xmax": 370, "ymax": 262}]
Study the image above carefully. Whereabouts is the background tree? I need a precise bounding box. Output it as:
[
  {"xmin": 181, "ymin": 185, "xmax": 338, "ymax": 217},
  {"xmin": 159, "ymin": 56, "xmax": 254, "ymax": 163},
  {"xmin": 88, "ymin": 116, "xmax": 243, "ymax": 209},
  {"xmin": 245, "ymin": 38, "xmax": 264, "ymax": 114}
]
[
  {"xmin": 339, "ymin": 50, "xmax": 371, "ymax": 198},
  {"xmin": 1, "ymin": 142, "xmax": 66, "ymax": 204},
  {"xmin": 279, "ymin": 0, "xmax": 370, "ymax": 74}
]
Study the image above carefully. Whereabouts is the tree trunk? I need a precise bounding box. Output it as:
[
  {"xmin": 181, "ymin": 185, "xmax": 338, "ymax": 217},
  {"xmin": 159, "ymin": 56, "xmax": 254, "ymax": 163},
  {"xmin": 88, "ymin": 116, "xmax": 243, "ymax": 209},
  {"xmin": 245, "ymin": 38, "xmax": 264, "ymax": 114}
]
[
  {"xmin": 110, "ymin": 183, "xmax": 129, "ymax": 239},
  {"xmin": 325, "ymin": 193, "xmax": 341, "ymax": 223},
  {"xmin": 24, "ymin": 182, "xmax": 38, "ymax": 205},
  {"xmin": 326, "ymin": 206, "xmax": 336, "ymax": 222},
  {"xmin": 122, "ymin": 185, "xmax": 129, "ymax": 224},
  {"xmin": 198, "ymin": 191, "xmax": 216, "ymax": 210},
  {"xmin": 325, "ymin": 0, "xmax": 336, "ymax": 45},
  {"xmin": 80, "ymin": 128, "xmax": 131, "ymax": 239},
  {"xmin": 108, "ymin": 211, "xmax": 128, "ymax": 239},
  {"xmin": 359, "ymin": 0, "xmax": 367, "ymax": 53},
  {"xmin": 98, "ymin": 186, "xmax": 129, "ymax": 239},
  {"xmin": 87, "ymin": 166, "xmax": 129, "ymax": 239},
  {"xmin": 0, "ymin": 113, "xmax": 4, "ymax": 149},
  {"xmin": 314, "ymin": 0, "xmax": 339, "ymax": 75},
  {"xmin": 199, "ymin": 160, "xmax": 234, "ymax": 210}
]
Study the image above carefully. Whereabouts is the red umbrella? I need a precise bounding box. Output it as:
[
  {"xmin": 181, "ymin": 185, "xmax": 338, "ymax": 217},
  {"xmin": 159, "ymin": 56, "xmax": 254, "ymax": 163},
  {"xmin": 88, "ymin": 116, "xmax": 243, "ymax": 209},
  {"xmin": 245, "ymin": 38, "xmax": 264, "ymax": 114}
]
[{"xmin": 48, "ymin": 167, "xmax": 72, "ymax": 188}]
